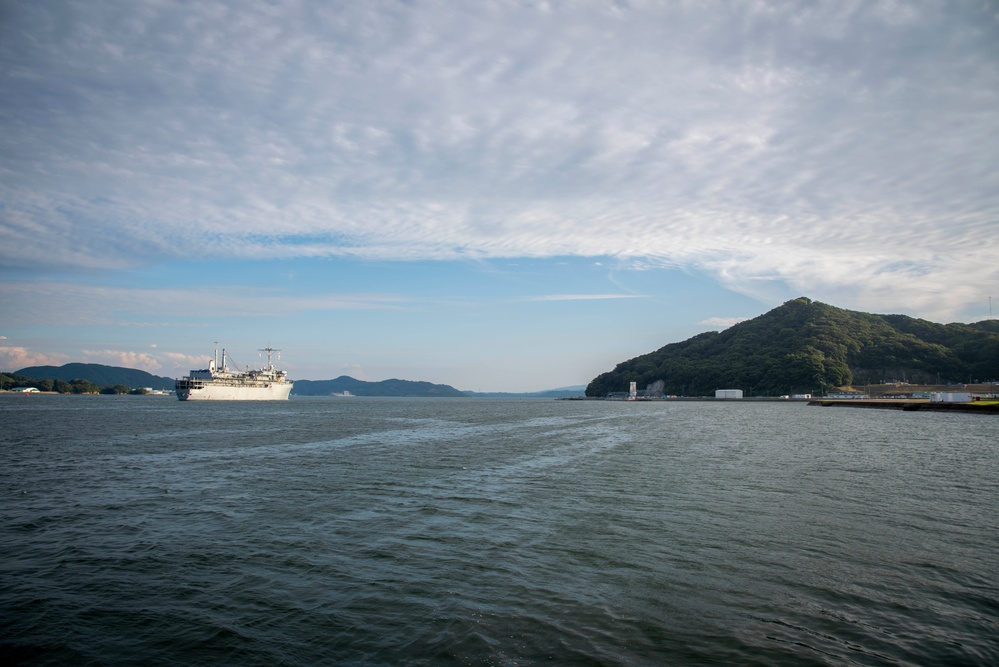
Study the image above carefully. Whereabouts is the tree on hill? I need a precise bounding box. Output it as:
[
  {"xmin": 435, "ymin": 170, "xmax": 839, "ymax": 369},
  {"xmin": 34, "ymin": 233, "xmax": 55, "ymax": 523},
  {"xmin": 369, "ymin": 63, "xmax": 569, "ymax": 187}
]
[
  {"xmin": 585, "ymin": 297, "xmax": 999, "ymax": 397},
  {"xmin": 70, "ymin": 379, "xmax": 101, "ymax": 394}
]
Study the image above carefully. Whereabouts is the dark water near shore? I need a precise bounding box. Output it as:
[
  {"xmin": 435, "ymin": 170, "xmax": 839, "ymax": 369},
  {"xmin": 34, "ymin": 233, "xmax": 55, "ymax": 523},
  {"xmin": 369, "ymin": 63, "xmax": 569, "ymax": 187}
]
[{"xmin": 1, "ymin": 395, "xmax": 997, "ymax": 666}]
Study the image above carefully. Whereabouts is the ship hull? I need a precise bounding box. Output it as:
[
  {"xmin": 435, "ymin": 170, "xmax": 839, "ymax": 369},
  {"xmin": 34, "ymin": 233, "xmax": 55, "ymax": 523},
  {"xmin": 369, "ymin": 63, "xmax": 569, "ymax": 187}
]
[{"xmin": 176, "ymin": 382, "xmax": 293, "ymax": 401}]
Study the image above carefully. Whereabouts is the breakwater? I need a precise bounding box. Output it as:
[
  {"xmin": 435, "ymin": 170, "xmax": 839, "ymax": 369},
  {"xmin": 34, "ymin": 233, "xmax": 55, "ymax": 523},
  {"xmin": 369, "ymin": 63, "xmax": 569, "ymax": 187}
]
[{"xmin": 809, "ymin": 399, "xmax": 999, "ymax": 414}]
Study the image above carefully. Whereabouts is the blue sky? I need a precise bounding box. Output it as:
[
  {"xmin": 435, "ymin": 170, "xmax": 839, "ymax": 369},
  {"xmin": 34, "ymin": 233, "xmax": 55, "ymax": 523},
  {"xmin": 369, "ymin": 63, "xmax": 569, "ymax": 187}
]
[{"xmin": 1, "ymin": 1, "xmax": 997, "ymax": 391}]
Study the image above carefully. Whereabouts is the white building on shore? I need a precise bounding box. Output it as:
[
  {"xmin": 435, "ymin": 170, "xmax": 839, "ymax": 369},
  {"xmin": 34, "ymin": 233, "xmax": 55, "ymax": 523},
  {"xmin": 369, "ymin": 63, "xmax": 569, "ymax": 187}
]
[{"xmin": 715, "ymin": 389, "xmax": 743, "ymax": 399}]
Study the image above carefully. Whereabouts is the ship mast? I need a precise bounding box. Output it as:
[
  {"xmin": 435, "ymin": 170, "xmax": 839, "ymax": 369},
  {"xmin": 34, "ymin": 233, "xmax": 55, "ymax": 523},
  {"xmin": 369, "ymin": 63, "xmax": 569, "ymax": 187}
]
[{"xmin": 259, "ymin": 347, "xmax": 280, "ymax": 370}]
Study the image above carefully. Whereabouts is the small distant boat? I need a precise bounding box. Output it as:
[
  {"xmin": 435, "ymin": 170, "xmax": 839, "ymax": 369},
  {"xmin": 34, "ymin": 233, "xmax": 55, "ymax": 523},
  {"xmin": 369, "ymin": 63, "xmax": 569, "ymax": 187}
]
[
  {"xmin": 331, "ymin": 390, "xmax": 354, "ymax": 397},
  {"xmin": 176, "ymin": 345, "xmax": 293, "ymax": 401}
]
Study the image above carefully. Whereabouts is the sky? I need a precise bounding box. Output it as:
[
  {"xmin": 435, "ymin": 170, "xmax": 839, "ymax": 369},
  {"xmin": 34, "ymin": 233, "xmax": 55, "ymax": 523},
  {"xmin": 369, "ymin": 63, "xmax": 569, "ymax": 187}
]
[{"xmin": 1, "ymin": 0, "xmax": 997, "ymax": 392}]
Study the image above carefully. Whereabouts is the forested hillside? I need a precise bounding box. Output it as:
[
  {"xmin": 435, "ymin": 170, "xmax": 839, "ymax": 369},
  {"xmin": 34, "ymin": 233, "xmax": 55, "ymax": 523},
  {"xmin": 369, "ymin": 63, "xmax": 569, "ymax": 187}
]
[{"xmin": 586, "ymin": 298, "xmax": 999, "ymax": 397}]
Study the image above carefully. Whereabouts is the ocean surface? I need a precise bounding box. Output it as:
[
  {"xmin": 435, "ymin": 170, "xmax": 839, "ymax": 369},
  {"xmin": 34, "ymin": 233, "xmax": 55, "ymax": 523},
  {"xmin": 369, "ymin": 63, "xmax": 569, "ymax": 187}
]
[{"xmin": 1, "ymin": 395, "xmax": 997, "ymax": 666}]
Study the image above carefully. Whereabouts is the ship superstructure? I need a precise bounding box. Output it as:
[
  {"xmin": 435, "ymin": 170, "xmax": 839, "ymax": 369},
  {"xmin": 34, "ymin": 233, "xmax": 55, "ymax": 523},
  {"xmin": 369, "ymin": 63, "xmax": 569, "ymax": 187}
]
[{"xmin": 176, "ymin": 345, "xmax": 293, "ymax": 401}]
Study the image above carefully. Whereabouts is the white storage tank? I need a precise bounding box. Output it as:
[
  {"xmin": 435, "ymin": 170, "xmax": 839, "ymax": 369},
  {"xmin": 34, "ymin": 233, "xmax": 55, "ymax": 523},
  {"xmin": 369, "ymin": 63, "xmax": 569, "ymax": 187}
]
[{"xmin": 715, "ymin": 389, "xmax": 743, "ymax": 399}]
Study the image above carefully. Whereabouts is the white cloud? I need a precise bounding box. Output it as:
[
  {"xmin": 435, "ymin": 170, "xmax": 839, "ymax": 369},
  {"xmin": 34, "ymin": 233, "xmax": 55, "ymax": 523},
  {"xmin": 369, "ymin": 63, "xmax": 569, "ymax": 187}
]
[
  {"xmin": 0, "ymin": 0, "xmax": 997, "ymax": 320},
  {"xmin": 699, "ymin": 317, "xmax": 748, "ymax": 329},
  {"xmin": 82, "ymin": 349, "xmax": 163, "ymax": 372},
  {"xmin": 0, "ymin": 346, "xmax": 68, "ymax": 371},
  {"xmin": 161, "ymin": 352, "xmax": 210, "ymax": 376}
]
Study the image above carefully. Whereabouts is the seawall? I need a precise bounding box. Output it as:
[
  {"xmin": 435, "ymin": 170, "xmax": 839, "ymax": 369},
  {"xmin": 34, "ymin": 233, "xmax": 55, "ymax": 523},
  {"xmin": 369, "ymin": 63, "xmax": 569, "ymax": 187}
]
[{"xmin": 808, "ymin": 399, "xmax": 999, "ymax": 414}]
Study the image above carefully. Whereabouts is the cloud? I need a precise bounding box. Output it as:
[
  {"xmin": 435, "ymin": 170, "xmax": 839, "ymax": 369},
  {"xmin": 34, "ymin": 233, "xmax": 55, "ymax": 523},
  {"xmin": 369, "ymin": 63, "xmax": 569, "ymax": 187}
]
[
  {"xmin": 161, "ymin": 352, "xmax": 210, "ymax": 375},
  {"xmin": 1, "ymin": 0, "xmax": 997, "ymax": 320},
  {"xmin": 0, "ymin": 280, "xmax": 647, "ymax": 329},
  {"xmin": 523, "ymin": 294, "xmax": 644, "ymax": 302},
  {"xmin": 0, "ymin": 346, "xmax": 68, "ymax": 371},
  {"xmin": 0, "ymin": 281, "xmax": 411, "ymax": 326},
  {"xmin": 699, "ymin": 317, "xmax": 749, "ymax": 329},
  {"xmin": 82, "ymin": 349, "xmax": 163, "ymax": 372}
]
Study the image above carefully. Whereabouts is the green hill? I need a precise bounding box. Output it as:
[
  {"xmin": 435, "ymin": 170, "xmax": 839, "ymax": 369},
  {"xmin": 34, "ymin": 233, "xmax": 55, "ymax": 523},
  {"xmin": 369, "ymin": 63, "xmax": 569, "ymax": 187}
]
[
  {"xmin": 292, "ymin": 376, "xmax": 465, "ymax": 397},
  {"xmin": 586, "ymin": 297, "xmax": 999, "ymax": 397},
  {"xmin": 14, "ymin": 363, "xmax": 176, "ymax": 390}
]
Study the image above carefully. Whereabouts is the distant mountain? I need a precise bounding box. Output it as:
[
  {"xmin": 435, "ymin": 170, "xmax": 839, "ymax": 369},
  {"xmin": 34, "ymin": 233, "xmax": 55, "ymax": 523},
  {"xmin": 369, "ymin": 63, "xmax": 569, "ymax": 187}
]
[
  {"xmin": 292, "ymin": 376, "xmax": 465, "ymax": 397},
  {"xmin": 15, "ymin": 363, "xmax": 176, "ymax": 391},
  {"xmin": 463, "ymin": 385, "xmax": 587, "ymax": 399},
  {"xmin": 586, "ymin": 297, "xmax": 999, "ymax": 397}
]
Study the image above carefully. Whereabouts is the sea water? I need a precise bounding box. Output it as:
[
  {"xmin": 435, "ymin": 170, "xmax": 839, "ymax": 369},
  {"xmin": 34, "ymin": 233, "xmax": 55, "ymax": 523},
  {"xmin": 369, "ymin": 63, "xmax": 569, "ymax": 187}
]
[{"xmin": 1, "ymin": 395, "xmax": 997, "ymax": 665}]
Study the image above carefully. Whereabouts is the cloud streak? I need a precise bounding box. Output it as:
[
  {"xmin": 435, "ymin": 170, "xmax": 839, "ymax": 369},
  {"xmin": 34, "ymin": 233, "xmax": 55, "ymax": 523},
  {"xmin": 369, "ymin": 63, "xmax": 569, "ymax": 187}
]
[
  {"xmin": 0, "ymin": 281, "xmax": 414, "ymax": 327},
  {"xmin": 522, "ymin": 294, "xmax": 644, "ymax": 302},
  {"xmin": 1, "ymin": 0, "xmax": 997, "ymax": 320}
]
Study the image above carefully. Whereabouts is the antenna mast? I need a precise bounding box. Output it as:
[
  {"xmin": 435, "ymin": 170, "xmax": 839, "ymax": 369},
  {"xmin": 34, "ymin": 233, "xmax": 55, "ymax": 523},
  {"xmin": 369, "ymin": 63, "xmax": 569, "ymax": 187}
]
[{"xmin": 259, "ymin": 347, "xmax": 281, "ymax": 369}]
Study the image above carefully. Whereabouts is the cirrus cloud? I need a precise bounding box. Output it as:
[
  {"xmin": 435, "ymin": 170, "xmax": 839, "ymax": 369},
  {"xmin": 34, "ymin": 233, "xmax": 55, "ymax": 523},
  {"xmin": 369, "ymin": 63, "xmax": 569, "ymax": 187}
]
[{"xmin": 0, "ymin": 0, "xmax": 996, "ymax": 323}]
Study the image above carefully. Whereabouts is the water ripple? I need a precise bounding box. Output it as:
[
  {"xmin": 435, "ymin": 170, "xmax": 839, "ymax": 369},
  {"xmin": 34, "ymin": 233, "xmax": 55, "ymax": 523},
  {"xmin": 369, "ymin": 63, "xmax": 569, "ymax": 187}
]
[{"xmin": 1, "ymin": 396, "xmax": 997, "ymax": 665}]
